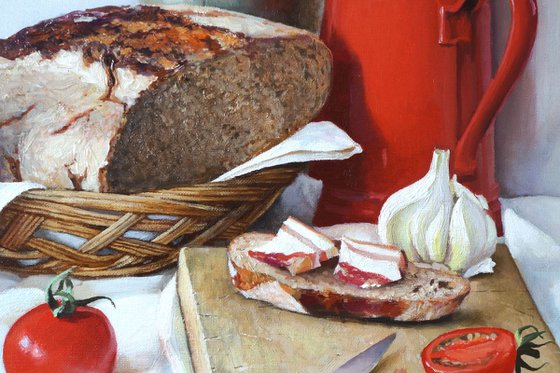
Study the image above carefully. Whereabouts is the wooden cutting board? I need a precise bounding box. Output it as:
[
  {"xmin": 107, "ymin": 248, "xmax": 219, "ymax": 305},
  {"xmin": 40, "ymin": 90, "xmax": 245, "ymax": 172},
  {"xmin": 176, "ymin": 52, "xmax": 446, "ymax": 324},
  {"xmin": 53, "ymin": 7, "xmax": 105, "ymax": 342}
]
[{"xmin": 177, "ymin": 245, "xmax": 560, "ymax": 372}]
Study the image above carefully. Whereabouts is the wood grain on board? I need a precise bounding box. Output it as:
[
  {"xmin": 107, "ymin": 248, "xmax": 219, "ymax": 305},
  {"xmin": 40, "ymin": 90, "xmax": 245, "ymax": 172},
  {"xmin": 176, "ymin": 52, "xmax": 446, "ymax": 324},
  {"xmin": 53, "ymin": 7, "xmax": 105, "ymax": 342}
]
[{"xmin": 177, "ymin": 245, "xmax": 560, "ymax": 372}]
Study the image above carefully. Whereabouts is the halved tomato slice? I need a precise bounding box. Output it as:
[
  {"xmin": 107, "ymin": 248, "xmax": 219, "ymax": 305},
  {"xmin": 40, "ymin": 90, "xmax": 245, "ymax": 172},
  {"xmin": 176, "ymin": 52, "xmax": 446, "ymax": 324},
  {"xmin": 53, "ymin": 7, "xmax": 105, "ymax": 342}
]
[
  {"xmin": 422, "ymin": 327, "xmax": 516, "ymax": 373},
  {"xmin": 422, "ymin": 326, "xmax": 552, "ymax": 373}
]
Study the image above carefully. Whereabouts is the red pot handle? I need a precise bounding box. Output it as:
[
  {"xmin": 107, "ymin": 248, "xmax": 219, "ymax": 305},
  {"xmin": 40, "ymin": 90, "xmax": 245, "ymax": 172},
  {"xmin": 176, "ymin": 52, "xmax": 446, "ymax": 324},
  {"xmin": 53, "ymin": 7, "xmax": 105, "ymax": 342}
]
[{"xmin": 440, "ymin": 0, "xmax": 538, "ymax": 177}]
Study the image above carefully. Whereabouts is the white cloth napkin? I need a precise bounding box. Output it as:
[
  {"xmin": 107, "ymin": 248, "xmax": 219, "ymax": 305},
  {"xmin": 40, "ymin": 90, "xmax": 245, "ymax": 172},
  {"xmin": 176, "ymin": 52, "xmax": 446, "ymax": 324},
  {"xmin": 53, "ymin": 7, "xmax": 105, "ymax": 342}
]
[
  {"xmin": 214, "ymin": 121, "xmax": 362, "ymax": 182},
  {"xmin": 501, "ymin": 197, "xmax": 560, "ymax": 345},
  {"xmin": 0, "ymin": 121, "xmax": 361, "ymax": 373},
  {"xmin": 0, "ymin": 182, "xmax": 45, "ymax": 211}
]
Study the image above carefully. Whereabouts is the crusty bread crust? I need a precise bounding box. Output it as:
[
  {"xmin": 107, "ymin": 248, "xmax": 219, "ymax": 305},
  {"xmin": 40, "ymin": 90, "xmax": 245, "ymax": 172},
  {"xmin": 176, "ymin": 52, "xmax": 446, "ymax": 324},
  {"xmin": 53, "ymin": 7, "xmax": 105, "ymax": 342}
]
[{"xmin": 228, "ymin": 233, "xmax": 471, "ymax": 321}]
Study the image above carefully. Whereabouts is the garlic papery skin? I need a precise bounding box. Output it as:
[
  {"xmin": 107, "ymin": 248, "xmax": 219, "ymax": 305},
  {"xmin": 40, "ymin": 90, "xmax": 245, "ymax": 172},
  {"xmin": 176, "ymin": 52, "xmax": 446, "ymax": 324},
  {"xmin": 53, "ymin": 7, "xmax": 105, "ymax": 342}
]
[
  {"xmin": 378, "ymin": 149, "xmax": 453, "ymax": 263},
  {"xmin": 446, "ymin": 179, "xmax": 497, "ymax": 273}
]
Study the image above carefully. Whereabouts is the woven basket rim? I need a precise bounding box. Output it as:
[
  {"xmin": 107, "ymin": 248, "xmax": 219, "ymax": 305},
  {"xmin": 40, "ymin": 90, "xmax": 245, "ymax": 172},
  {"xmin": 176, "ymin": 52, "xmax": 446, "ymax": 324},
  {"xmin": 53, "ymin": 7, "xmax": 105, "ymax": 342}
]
[{"xmin": 0, "ymin": 164, "xmax": 304, "ymax": 277}]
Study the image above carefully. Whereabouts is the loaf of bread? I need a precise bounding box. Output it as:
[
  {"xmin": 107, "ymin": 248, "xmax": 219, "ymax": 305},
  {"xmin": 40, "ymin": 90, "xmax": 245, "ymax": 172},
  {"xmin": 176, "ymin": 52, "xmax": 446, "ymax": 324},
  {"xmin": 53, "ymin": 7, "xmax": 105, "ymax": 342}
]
[
  {"xmin": 228, "ymin": 233, "xmax": 471, "ymax": 322},
  {"xmin": 0, "ymin": 5, "xmax": 332, "ymax": 192}
]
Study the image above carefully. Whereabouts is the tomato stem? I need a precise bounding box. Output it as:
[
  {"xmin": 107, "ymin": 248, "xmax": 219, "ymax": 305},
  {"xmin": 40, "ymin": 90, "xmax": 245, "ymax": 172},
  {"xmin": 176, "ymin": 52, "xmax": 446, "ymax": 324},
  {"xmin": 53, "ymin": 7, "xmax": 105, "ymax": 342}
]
[
  {"xmin": 46, "ymin": 269, "xmax": 116, "ymax": 318},
  {"xmin": 514, "ymin": 325, "xmax": 553, "ymax": 373}
]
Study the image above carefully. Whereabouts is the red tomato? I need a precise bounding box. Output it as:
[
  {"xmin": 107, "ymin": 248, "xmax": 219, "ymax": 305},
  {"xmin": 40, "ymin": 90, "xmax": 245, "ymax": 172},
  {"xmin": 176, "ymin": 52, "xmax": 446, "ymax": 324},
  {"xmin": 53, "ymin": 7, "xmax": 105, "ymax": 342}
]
[
  {"xmin": 3, "ymin": 304, "xmax": 117, "ymax": 373},
  {"xmin": 421, "ymin": 327, "xmax": 516, "ymax": 373},
  {"xmin": 2, "ymin": 270, "xmax": 117, "ymax": 373}
]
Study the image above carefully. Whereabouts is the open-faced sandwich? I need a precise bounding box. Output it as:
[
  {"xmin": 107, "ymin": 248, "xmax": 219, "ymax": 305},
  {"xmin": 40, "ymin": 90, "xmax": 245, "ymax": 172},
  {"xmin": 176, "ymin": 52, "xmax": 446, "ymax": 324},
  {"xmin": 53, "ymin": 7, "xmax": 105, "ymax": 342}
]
[{"xmin": 227, "ymin": 217, "xmax": 471, "ymax": 322}]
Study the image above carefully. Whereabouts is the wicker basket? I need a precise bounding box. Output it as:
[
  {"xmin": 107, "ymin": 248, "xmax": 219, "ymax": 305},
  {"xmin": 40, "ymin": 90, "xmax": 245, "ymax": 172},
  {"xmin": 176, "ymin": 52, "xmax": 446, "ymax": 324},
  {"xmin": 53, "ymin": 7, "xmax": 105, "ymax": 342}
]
[{"xmin": 0, "ymin": 165, "xmax": 302, "ymax": 277}]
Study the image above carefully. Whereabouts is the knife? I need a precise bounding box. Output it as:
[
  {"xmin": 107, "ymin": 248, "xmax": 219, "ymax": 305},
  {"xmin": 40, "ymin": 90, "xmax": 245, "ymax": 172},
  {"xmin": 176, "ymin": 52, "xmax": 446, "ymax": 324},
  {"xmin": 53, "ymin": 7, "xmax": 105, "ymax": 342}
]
[{"xmin": 333, "ymin": 333, "xmax": 397, "ymax": 373}]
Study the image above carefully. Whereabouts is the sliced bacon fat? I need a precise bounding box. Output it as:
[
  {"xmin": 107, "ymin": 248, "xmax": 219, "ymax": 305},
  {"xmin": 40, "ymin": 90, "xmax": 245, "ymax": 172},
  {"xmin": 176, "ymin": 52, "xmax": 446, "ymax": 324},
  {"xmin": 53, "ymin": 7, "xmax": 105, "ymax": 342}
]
[
  {"xmin": 248, "ymin": 217, "xmax": 338, "ymax": 275},
  {"xmin": 334, "ymin": 237, "xmax": 407, "ymax": 288}
]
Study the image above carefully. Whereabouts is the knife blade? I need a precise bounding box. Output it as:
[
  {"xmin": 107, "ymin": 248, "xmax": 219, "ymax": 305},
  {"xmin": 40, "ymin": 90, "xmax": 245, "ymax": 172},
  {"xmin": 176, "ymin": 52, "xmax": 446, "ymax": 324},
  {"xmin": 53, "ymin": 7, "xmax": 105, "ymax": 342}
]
[{"xmin": 333, "ymin": 333, "xmax": 396, "ymax": 373}]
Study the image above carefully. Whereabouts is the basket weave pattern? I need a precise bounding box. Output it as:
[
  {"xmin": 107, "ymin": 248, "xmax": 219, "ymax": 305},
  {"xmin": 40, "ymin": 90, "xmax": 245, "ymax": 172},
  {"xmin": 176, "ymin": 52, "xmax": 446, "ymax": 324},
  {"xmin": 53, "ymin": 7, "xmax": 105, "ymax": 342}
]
[{"xmin": 0, "ymin": 165, "xmax": 301, "ymax": 277}]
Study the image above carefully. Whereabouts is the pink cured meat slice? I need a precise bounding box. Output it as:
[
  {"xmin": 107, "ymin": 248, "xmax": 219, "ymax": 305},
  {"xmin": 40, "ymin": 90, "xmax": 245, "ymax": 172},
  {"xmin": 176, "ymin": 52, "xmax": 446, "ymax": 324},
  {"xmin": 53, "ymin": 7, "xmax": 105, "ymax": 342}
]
[
  {"xmin": 248, "ymin": 216, "xmax": 338, "ymax": 275},
  {"xmin": 334, "ymin": 237, "xmax": 407, "ymax": 288}
]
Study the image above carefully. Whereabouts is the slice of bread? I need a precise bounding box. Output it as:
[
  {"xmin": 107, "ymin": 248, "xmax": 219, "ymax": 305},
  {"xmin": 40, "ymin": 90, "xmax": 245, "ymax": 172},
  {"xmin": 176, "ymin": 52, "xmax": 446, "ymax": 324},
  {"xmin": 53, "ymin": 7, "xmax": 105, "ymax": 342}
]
[{"xmin": 227, "ymin": 233, "xmax": 471, "ymax": 322}]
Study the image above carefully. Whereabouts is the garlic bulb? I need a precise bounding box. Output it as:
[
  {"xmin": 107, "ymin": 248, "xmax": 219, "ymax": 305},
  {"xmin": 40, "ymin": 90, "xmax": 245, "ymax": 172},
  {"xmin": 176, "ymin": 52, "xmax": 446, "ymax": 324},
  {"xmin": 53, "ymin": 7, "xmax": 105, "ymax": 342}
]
[
  {"xmin": 447, "ymin": 177, "xmax": 497, "ymax": 273},
  {"xmin": 378, "ymin": 150, "xmax": 453, "ymax": 263},
  {"xmin": 378, "ymin": 149, "xmax": 498, "ymax": 276}
]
